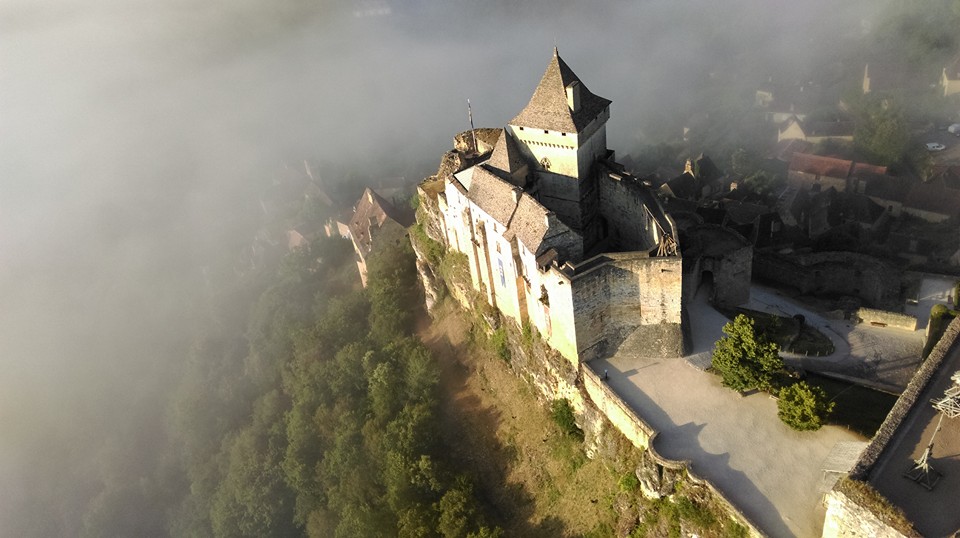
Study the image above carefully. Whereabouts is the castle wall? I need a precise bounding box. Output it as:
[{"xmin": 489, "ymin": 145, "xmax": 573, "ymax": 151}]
[
  {"xmin": 753, "ymin": 252, "xmax": 900, "ymax": 310},
  {"xmin": 597, "ymin": 173, "xmax": 659, "ymax": 251},
  {"xmin": 570, "ymin": 253, "xmax": 684, "ymax": 360},
  {"xmin": 822, "ymin": 490, "xmax": 913, "ymax": 538},
  {"xmin": 855, "ymin": 308, "xmax": 917, "ymax": 331},
  {"xmin": 541, "ymin": 266, "xmax": 579, "ymax": 365}
]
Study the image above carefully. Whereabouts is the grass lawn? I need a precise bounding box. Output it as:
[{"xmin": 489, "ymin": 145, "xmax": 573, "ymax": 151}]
[{"xmin": 806, "ymin": 373, "xmax": 898, "ymax": 438}]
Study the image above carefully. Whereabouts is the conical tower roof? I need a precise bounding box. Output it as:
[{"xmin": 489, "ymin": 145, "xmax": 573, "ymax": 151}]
[
  {"xmin": 487, "ymin": 129, "xmax": 527, "ymax": 174},
  {"xmin": 510, "ymin": 49, "xmax": 611, "ymax": 133}
]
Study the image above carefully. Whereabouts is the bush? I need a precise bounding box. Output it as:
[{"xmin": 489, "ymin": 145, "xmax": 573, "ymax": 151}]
[
  {"xmin": 489, "ymin": 328, "xmax": 511, "ymax": 363},
  {"xmin": 550, "ymin": 398, "xmax": 583, "ymax": 440},
  {"xmin": 618, "ymin": 472, "xmax": 639, "ymax": 492},
  {"xmin": 777, "ymin": 381, "xmax": 834, "ymax": 431}
]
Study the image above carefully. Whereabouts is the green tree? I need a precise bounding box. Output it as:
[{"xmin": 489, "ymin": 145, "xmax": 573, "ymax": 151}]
[
  {"xmin": 853, "ymin": 98, "xmax": 910, "ymax": 166},
  {"xmin": 777, "ymin": 381, "xmax": 834, "ymax": 431},
  {"xmin": 711, "ymin": 314, "xmax": 783, "ymax": 392}
]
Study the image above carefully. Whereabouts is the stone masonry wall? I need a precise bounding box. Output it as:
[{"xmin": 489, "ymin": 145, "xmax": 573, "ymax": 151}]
[
  {"xmin": 754, "ymin": 251, "xmax": 901, "ymax": 310},
  {"xmin": 849, "ymin": 316, "xmax": 960, "ymax": 479},
  {"xmin": 855, "ymin": 308, "xmax": 917, "ymax": 331},
  {"xmin": 570, "ymin": 253, "xmax": 684, "ymax": 360},
  {"xmin": 822, "ymin": 489, "xmax": 913, "ymax": 538}
]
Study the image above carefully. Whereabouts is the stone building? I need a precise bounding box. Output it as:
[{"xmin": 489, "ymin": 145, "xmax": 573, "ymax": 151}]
[
  {"xmin": 347, "ymin": 187, "xmax": 411, "ymax": 287},
  {"xmin": 419, "ymin": 50, "xmax": 709, "ymax": 365}
]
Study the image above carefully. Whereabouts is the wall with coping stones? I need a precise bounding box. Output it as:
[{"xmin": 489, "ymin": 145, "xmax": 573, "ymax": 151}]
[
  {"xmin": 821, "ymin": 489, "xmax": 913, "ymax": 538},
  {"xmin": 819, "ymin": 318, "xmax": 960, "ymax": 536},
  {"xmin": 848, "ymin": 316, "xmax": 960, "ymax": 479},
  {"xmin": 855, "ymin": 307, "xmax": 917, "ymax": 331},
  {"xmin": 580, "ymin": 366, "xmax": 765, "ymax": 537}
]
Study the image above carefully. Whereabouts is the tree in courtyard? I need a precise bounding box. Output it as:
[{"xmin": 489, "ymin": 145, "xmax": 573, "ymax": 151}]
[
  {"xmin": 777, "ymin": 381, "xmax": 834, "ymax": 431},
  {"xmin": 710, "ymin": 314, "xmax": 783, "ymax": 392}
]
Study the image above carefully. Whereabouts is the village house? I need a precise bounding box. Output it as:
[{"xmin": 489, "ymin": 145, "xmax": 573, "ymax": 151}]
[
  {"xmin": 787, "ymin": 152, "xmax": 887, "ymax": 193},
  {"xmin": 942, "ymin": 53, "xmax": 960, "ymax": 97},
  {"xmin": 777, "ymin": 115, "xmax": 855, "ymax": 144},
  {"xmin": 346, "ymin": 187, "xmax": 412, "ymax": 286}
]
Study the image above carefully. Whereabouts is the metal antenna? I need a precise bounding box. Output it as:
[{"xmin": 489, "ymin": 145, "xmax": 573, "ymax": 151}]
[
  {"xmin": 904, "ymin": 370, "xmax": 960, "ymax": 490},
  {"xmin": 467, "ymin": 99, "xmax": 478, "ymax": 155}
]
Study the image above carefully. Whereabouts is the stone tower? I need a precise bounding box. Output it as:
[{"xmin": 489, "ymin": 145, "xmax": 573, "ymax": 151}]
[{"xmin": 505, "ymin": 49, "xmax": 611, "ymax": 240}]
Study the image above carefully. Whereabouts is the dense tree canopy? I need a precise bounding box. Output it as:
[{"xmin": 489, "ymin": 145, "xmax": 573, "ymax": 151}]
[
  {"xmin": 711, "ymin": 314, "xmax": 783, "ymax": 392},
  {"xmin": 157, "ymin": 234, "xmax": 498, "ymax": 537},
  {"xmin": 777, "ymin": 381, "xmax": 834, "ymax": 431}
]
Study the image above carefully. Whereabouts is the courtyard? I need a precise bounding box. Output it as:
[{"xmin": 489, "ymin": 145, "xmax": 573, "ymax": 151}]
[{"xmin": 591, "ymin": 277, "xmax": 955, "ymax": 537}]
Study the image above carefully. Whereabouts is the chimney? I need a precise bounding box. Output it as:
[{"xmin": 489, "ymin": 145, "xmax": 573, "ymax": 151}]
[{"xmin": 566, "ymin": 81, "xmax": 581, "ymax": 112}]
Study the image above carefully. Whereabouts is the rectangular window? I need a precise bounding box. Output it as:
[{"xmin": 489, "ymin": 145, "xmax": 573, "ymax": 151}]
[{"xmin": 498, "ymin": 259, "xmax": 506, "ymax": 287}]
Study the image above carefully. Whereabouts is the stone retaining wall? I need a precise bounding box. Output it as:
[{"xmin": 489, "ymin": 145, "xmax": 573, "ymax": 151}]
[
  {"xmin": 822, "ymin": 488, "xmax": 914, "ymax": 538},
  {"xmin": 855, "ymin": 308, "xmax": 917, "ymax": 331},
  {"xmin": 580, "ymin": 365, "xmax": 765, "ymax": 537}
]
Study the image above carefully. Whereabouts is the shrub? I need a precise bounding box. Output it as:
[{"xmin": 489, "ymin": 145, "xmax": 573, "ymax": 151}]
[
  {"xmin": 489, "ymin": 328, "xmax": 511, "ymax": 363},
  {"xmin": 550, "ymin": 398, "xmax": 583, "ymax": 440},
  {"xmin": 777, "ymin": 381, "xmax": 834, "ymax": 431},
  {"xmin": 618, "ymin": 472, "xmax": 639, "ymax": 492}
]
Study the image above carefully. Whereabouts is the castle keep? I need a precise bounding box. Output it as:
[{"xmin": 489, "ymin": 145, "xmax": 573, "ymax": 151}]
[{"xmin": 419, "ymin": 50, "xmax": 687, "ymax": 364}]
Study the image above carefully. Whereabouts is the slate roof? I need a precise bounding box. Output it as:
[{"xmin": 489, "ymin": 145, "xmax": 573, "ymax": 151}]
[
  {"xmin": 805, "ymin": 120, "xmax": 855, "ymax": 138},
  {"xmin": 863, "ymin": 174, "xmax": 909, "ymax": 203},
  {"xmin": 467, "ymin": 165, "xmax": 520, "ymax": 226},
  {"xmin": 904, "ymin": 177, "xmax": 960, "ymax": 217},
  {"xmin": 770, "ymin": 138, "xmax": 814, "ymax": 162},
  {"xmin": 348, "ymin": 188, "xmax": 406, "ymax": 255},
  {"xmin": 504, "ymin": 194, "xmax": 550, "ymax": 254},
  {"xmin": 510, "ymin": 49, "xmax": 611, "ymax": 133},
  {"xmin": 486, "ymin": 129, "xmax": 528, "ymax": 175},
  {"xmin": 661, "ymin": 173, "xmax": 698, "ymax": 199}
]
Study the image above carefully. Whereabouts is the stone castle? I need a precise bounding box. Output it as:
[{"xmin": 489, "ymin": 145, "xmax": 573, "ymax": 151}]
[{"xmin": 418, "ymin": 49, "xmax": 752, "ymax": 365}]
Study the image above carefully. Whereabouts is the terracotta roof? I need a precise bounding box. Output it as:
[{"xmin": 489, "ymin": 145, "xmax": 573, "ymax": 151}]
[
  {"xmin": 486, "ymin": 129, "xmax": 527, "ymax": 175},
  {"xmin": 789, "ymin": 153, "xmax": 853, "ymax": 179},
  {"xmin": 510, "ymin": 49, "xmax": 611, "ymax": 133},
  {"xmin": 467, "ymin": 165, "xmax": 520, "ymax": 226},
  {"xmin": 851, "ymin": 162, "xmax": 888, "ymax": 177}
]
